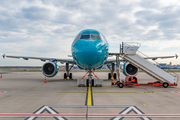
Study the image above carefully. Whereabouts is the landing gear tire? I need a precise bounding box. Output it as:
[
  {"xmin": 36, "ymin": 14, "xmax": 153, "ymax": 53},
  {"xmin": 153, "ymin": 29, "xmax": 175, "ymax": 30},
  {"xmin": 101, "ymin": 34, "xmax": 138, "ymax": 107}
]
[
  {"xmin": 86, "ymin": 79, "xmax": 89, "ymax": 87},
  {"xmin": 64, "ymin": 73, "xmax": 67, "ymax": 79},
  {"xmin": 69, "ymin": 73, "xmax": 72, "ymax": 80},
  {"xmin": 92, "ymin": 79, "xmax": 94, "ymax": 87},
  {"xmin": 119, "ymin": 83, "xmax": 124, "ymax": 88},
  {"xmin": 113, "ymin": 73, "xmax": 117, "ymax": 80},
  {"xmin": 108, "ymin": 73, "xmax": 111, "ymax": 80},
  {"xmin": 163, "ymin": 82, "xmax": 169, "ymax": 88}
]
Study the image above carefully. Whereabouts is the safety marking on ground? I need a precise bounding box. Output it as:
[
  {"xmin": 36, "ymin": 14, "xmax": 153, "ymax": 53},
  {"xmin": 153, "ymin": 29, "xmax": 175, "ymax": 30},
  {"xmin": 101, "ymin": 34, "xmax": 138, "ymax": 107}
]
[
  {"xmin": 0, "ymin": 113, "xmax": 179, "ymax": 117},
  {"xmin": 143, "ymin": 102, "xmax": 146, "ymax": 107},
  {"xmin": 87, "ymin": 83, "xmax": 92, "ymax": 106},
  {"xmin": 25, "ymin": 105, "xmax": 67, "ymax": 120},
  {"xmin": 0, "ymin": 105, "xmax": 179, "ymax": 119},
  {"xmin": 173, "ymin": 92, "xmax": 180, "ymax": 95},
  {"xmin": 65, "ymin": 85, "xmax": 78, "ymax": 87},
  {"xmin": 58, "ymin": 91, "xmax": 138, "ymax": 94},
  {"xmin": 0, "ymin": 91, "xmax": 6, "ymax": 94},
  {"xmin": 0, "ymin": 106, "xmax": 152, "ymax": 119},
  {"xmin": 110, "ymin": 106, "xmax": 152, "ymax": 120},
  {"xmin": 91, "ymin": 84, "xmax": 94, "ymax": 106},
  {"xmin": 92, "ymin": 92, "xmax": 138, "ymax": 93},
  {"xmin": 85, "ymin": 83, "xmax": 94, "ymax": 106},
  {"xmin": 142, "ymin": 92, "xmax": 156, "ymax": 93},
  {"xmin": 57, "ymin": 92, "xmax": 87, "ymax": 93}
]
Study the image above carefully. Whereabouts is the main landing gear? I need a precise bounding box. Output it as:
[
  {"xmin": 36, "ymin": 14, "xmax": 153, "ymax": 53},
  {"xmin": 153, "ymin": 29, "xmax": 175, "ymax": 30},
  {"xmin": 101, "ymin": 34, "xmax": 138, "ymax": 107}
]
[
  {"xmin": 107, "ymin": 63, "xmax": 117, "ymax": 80},
  {"xmin": 63, "ymin": 63, "xmax": 74, "ymax": 80},
  {"xmin": 108, "ymin": 73, "xmax": 117, "ymax": 80},
  {"xmin": 107, "ymin": 54, "xmax": 122, "ymax": 86}
]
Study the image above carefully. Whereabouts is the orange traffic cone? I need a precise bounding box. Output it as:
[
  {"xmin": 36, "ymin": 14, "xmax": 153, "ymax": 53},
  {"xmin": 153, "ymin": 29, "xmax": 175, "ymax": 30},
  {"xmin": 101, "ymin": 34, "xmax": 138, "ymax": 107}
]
[
  {"xmin": 0, "ymin": 75, "xmax": 2, "ymax": 78},
  {"xmin": 44, "ymin": 77, "xmax": 47, "ymax": 83}
]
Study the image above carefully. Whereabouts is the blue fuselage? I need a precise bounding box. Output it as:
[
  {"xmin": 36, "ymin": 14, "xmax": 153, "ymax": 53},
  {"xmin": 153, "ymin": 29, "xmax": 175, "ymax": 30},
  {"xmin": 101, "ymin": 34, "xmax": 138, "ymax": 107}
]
[{"xmin": 71, "ymin": 29, "xmax": 109, "ymax": 70}]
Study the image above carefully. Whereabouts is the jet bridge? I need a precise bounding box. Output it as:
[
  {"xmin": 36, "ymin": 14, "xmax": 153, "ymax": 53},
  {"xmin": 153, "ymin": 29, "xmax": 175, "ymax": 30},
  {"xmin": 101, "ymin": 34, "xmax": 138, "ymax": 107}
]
[{"xmin": 118, "ymin": 42, "xmax": 178, "ymax": 87}]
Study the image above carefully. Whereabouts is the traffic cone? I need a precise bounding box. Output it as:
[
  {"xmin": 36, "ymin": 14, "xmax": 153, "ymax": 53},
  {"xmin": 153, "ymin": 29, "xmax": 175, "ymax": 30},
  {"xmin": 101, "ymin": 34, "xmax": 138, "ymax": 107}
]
[
  {"xmin": 0, "ymin": 75, "xmax": 2, "ymax": 78},
  {"xmin": 44, "ymin": 77, "xmax": 47, "ymax": 83}
]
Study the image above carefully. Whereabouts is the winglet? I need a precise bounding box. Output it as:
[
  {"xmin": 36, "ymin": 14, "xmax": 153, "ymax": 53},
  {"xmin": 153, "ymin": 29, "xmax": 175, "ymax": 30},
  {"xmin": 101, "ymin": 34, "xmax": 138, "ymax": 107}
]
[
  {"xmin": 2, "ymin": 54, "xmax": 5, "ymax": 59},
  {"xmin": 175, "ymin": 54, "xmax": 178, "ymax": 59}
]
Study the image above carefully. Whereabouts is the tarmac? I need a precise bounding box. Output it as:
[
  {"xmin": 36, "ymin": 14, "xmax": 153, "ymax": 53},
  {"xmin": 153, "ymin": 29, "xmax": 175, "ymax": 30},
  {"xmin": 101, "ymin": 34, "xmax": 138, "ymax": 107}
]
[{"xmin": 0, "ymin": 71, "xmax": 180, "ymax": 120}]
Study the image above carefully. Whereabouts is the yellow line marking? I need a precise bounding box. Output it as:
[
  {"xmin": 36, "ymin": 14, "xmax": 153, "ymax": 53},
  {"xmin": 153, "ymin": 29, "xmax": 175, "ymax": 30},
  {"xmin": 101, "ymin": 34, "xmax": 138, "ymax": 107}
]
[
  {"xmin": 142, "ymin": 92, "xmax": 156, "ymax": 93},
  {"xmin": 92, "ymin": 92, "xmax": 138, "ymax": 93},
  {"xmin": 87, "ymin": 83, "xmax": 92, "ymax": 106},
  {"xmin": 143, "ymin": 104, "xmax": 146, "ymax": 106},
  {"xmin": 57, "ymin": 92, "xmax": 137, "ymax": 93},
  {"xmin": 57, "ymin": 92, "xmax": 87, "ymax": 93}
]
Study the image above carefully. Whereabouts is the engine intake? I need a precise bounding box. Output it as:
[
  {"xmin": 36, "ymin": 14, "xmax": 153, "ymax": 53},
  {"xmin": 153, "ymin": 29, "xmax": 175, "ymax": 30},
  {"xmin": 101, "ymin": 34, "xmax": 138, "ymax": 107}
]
[
  {"xmin": 42, "ymin": 61, "xmax": 58, "ymax": 77},
  {"xmin": 123, "ymin": 62, "xmax": 138, "ymax": 76}
]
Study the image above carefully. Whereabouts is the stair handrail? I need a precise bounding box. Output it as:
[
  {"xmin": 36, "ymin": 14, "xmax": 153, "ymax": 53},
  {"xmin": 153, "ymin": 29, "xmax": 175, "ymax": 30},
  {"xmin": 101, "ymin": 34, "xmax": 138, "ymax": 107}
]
[
  {"xmin": 137, "ymin": 50, "xmax": 159, "ymax": 65},
  {"xmin": 123, "ymin": 42, "xmax": 141, "ymax": 47},
  {"xmin": 166, "ymin": 69, "xmax": 179, "ymax": 83},
  {"xmin": 137, "ymin": 50, "xmax": 149, "ymax": 58},
  {"xmin": 138, "ymin": 51, "xmax": 179, "ymax": 83}
]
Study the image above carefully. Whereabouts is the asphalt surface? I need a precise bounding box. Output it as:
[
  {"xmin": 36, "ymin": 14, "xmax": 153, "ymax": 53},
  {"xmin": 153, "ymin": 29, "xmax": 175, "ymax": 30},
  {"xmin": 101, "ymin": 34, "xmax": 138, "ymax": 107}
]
[{"xmin": 0, "ymin": 71, "xmax": 180, "ymax": 120}]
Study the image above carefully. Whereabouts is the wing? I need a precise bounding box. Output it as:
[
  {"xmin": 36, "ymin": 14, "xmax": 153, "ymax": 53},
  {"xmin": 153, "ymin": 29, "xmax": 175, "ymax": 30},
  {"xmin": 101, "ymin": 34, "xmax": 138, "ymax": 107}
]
[
  {"xmin": 105, "ymin": 53, "xmax": 178, "ymax": 64},
  {"xmin": 144, "ymin": 54, "xmax": 178, "ymax": 60},
  {"xmin": 2, "ymin": 54, "xmax": 76, "ymax": 64}
]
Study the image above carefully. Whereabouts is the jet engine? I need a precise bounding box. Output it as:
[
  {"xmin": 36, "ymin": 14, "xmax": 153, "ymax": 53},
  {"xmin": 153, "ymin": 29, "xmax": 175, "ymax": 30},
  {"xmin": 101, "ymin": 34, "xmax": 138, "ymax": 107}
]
[
  {"xmin": 123, "ymin": 62, "xmax": 138, "ymax": 76},
  {"xmin": 42, "ymin": 61, "xmax": 58, "ymax": 77}
]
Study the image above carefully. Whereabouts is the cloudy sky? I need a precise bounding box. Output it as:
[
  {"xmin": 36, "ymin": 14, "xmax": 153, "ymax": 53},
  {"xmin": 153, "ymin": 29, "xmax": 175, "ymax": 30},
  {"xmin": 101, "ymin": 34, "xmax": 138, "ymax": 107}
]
[{"xmin": 0, "ymin": 0, "xmax": 180, "ymax": 66}]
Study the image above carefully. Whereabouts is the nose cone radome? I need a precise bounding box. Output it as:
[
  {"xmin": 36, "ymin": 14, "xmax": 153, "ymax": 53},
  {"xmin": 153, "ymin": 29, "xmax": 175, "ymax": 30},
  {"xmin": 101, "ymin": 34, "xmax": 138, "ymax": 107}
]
[
  {"xmin": 72, "ymin": 40, "xmax": 107, "ymax": 69},
  {"xmin": 77, "ymin": 51, "xmax": 103, "ymax": 69}
]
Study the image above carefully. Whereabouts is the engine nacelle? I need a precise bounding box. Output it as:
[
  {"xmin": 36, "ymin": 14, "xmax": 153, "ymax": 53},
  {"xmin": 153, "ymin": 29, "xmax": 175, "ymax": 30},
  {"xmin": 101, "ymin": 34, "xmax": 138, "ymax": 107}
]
[
  {"xmin": 123, "ymin": 62, "xmax": 138, "ymax": 76},
  {"xmin": 42, "ymin": 61, "xmax": 58, "ymax": 77}
]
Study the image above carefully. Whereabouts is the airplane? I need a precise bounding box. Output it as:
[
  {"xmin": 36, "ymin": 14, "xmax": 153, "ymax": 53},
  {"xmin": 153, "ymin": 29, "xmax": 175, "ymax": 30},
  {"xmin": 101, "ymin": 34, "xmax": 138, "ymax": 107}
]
[{"xmin": 2, "ymin": 29, "xmax": 178, "ymax": 86}]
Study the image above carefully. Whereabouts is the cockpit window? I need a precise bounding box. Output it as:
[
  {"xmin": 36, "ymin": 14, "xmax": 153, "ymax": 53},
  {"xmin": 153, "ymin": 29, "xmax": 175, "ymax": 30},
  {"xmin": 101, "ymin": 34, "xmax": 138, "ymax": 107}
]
[
  {"xmin": 91, "ymin": 34, "xmax": 101, "ymax": 40},
  {"xmin": 73, "ymin": 34, "xmax": 107, "ymax": 43},
  {"xmin": 100, "ymin": 35, "xmax": 107, "ymax": 42},
  {"xmin": 80, "ymin": 35, "xmax": 90, "ymax": 39},
  {"xmin": 80, "ymin": 34, "xmax": 101, "ymax": 40}
]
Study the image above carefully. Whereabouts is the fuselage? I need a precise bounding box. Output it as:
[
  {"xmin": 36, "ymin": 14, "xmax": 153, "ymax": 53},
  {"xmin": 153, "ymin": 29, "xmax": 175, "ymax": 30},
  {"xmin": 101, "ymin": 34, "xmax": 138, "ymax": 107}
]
[{"xmin": 71, "ymin": 29, "xmax": 109, "ymax": 70}]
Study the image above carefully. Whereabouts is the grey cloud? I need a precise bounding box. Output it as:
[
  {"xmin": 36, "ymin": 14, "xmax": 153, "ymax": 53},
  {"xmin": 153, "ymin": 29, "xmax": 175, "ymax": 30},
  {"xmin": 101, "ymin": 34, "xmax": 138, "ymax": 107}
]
[
  {"xmin": 136, "ymin": 19, "xmax": 152, "ymax": 26},
  {"xmin": 159, "ymin": 20, "xmax": 179, "ymax": 29},
  {"xmin": 135, "ymin": 7, "xmax": 179, "ymax": 23},
  {"xmin": 139, "ymin": 0, "xmax": 160, "ymax": 9},
  {"xmin": 22, "ymin": 6, "xmax": 52, "ymax": 21}
]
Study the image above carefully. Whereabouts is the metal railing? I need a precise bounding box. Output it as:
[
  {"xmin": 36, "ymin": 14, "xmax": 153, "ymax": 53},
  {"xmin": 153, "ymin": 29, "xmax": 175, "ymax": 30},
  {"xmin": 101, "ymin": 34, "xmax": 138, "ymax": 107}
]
[
  {"xmin": 120, "ymin": 42, "xmax": 141, "ymax": 54},
  {"xmin": 123, "ymin": 42, "xmax": 141, "ymax": 47},
  {"xmin": 166, "ymin": 69, "xmax": 179, "ymax": 83}
]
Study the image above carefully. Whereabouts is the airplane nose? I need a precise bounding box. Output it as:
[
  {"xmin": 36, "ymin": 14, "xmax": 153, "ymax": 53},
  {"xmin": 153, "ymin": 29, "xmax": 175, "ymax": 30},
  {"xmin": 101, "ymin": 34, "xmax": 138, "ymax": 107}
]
[
  {"xmin": 77, "ymin": 51, "xmax": 103, "ymax": 69},
  {"xmin": 73, "ymin": 40, "xmax": 105, "ymax": 69}
]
